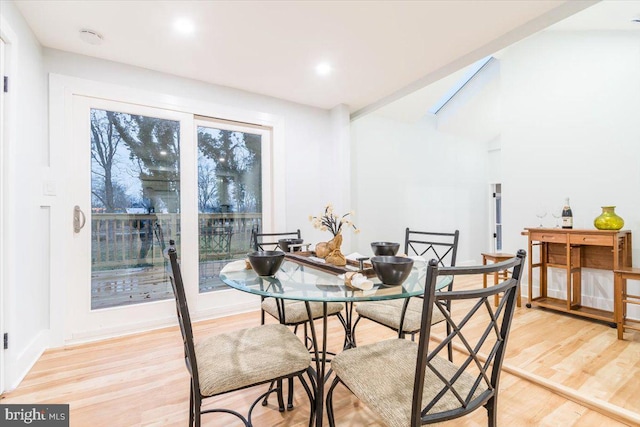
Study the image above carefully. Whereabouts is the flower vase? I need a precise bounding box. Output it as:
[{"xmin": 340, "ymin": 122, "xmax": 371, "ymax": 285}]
[
  {"xmin": 594, "ymin": 206, "xmax": 624, "ymax": 230},
  {"xmin": 325, "ymin": 233, "xmax": 347, "ymax": 266}
]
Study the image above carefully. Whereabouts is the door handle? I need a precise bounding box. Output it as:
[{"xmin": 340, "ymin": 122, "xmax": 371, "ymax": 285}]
[{"xmin": 73, "ymin": 205, "xmax": 86, "ymax": 233}]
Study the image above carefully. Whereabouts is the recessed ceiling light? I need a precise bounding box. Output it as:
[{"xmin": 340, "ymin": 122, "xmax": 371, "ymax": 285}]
[
  {"xmin": 79, "ymin": 29, "xmax": 103, "ymax": 45},
  {"xmin": 174, "ymin": 18, "xmax": 195, "ymax": 35},
  {"xmin": 315, "ymin": 62, "xmax": 333, "ymax": 76}
]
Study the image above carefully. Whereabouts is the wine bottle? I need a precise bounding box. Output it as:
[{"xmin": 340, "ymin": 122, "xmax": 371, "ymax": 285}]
[{"xmin": 562, "ymin": 198, "xmax": 573, "ymax": 229}]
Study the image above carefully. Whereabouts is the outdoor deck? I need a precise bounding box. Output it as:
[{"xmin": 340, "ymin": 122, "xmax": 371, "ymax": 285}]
[
  {"xmin": 90, "ymin": 212, "xmax": 257, "ymax": 309},
  {"xmin": 91, "ymin": 259, "xmax": 236, "ymax": 309}
]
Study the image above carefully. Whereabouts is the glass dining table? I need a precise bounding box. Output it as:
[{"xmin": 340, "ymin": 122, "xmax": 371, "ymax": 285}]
[{"xmin": 219, "ymin": 257, "xmax": 452, "ymax": 427}]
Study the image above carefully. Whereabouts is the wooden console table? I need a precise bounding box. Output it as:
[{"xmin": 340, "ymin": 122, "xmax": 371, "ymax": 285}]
[{"xmin": 524, "ymin": 228, "xmax": 632, "ymax": 328}]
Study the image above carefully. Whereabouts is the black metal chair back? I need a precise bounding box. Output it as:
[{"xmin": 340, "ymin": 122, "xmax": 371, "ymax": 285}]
[
  {"xmin": 251, "ymin": 229, "xmax": 301, "ymax": 251},
  {"xmin": 165, "ymin": 244, "xmax": 200, "ymax": 395},
  {"xmin": 411, "ymin": 250, "xmax": 526, "ymax": 426},
  {"xmin": 404, "ymin": 228, "xmax": 459, "ymax": 268},
  {"xmin": 249, "ymin": 228, "xmax": 302, "ymax": 326},
  {"xmin": 402, "ymin": 229, "xmax": 459, "ymax": 358}
]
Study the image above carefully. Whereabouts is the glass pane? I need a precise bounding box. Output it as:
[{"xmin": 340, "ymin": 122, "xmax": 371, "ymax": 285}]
[
  {"xmin": 494, "ymin": 184, "xmax": 502, "ymax": 252},
  {"xmin": 90, "ymin": 109, "xmax": 180, "ymax": 309},
  {"xmin": 197, "ymin": 125, "xmax": 262, "ymax": 292}
]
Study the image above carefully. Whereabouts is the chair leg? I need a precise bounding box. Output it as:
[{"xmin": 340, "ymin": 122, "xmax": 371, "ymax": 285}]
[
  {"xmin": 299, "ymin": 369, "xmax": 316, "ymax": 427},
  {"xmin": 193, "ymin": 389, "xmax": 202, "ymax": 427},
  {"xmin": 326, "ymin": 376, "xmax": 342, "ymax": 427},
  {"xmin": 486, "ymin": 396, "xmax": 497, "ymax": 427},
  {"xmin": 287, "ymin": 377, "xmax": 295, "ymax": 410},
  {"xmin": 277, "ymin": 379, "xmax": 285, "ymax": 412},
  {"xmin": 260, "ymin": 379, "xmax": 285, "ymax": 411},
  {"xmin": 189, "ymin": 380, "xmax": 195, "ymax": 427},
  {"xmin": 262, "ymin": 380, "xmax": 276, "ymax": 406}
]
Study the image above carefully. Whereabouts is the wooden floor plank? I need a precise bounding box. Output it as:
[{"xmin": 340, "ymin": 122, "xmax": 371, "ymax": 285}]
[{"xmin": 2, "ymin": 274, "xmax": 638, "ymax": 426}]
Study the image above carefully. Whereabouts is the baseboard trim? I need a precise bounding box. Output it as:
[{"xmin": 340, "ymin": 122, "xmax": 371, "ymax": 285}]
[
  {"xmin": 5, "ymin": 329, "xmax": 49, "ymax": 391},
  {"xmin": 65, "ymin": 300, "xmax": 260, "ymax": 346}
]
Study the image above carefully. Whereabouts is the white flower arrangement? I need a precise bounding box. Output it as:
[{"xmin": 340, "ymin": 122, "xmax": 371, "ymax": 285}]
[{"xmin": 309, "ymin": 203, "xmax": 360, "ymax": 237}]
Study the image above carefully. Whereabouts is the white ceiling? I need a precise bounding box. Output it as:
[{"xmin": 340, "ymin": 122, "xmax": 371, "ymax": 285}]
[
  {"xmin": 375, "ymin": 0, "xmax": 640, "ymax": 122},
  {"xmin": 14, "ymin": 0, "xmax": 602, "ymax": 115}
]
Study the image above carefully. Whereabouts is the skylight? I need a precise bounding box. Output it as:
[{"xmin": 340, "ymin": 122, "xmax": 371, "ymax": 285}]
[{"xmin": 429, "ymin": 56, "xmax": 493, "ymax": 115}]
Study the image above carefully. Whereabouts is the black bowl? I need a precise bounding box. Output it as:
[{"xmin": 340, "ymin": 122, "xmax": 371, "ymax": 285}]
[
  {"xmin": 247, "ymin": 251, "xmax": 285, "ymax": 276},
  {"xmin": 370, "ymin": 256, "xmax": 414, "ymax": 285},
  {"xmin": 371, "ymin": 241, "xmax": 401, "ymax": 256},
  {"xmin": 278, "ymin": 238, "xmax": 304, "ymax": 253}
]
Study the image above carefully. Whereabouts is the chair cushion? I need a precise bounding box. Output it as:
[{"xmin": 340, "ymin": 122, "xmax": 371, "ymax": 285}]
[
  {"xmin": 195, "ymin": 324, "xmax": 311, "ymax": 397},
  {"xmin": 355, "ymin": 297, "xmax": 444, "ymax": 333},
  {"xmin": 331, "ymin": 339, "xmax": 487, "ymax": 427},
  {"xmin": 262, "ymin": 298, "xmax": 344, "ymax": 324}
]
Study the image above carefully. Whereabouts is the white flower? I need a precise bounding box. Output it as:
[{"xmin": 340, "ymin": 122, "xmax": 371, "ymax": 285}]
[{"xmin": 309, "ymin": 203, "xmax": 359, "ymax": 236}]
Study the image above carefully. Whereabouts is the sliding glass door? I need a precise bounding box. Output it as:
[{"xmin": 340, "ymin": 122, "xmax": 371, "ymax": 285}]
[
  {"xmin": 63, "ymin": 96, "xmax": 190, "ymax": 339},
  {"xmin": 90, "ymin": 108, "xmax": 181, "ymax": 309},
  {"xmin": 62, "ymin": 96, "xmax": 273, "ymax": 341},
  {"xmin": 196, "ymin": 118, "xmax": 270, "ymax": 292}
]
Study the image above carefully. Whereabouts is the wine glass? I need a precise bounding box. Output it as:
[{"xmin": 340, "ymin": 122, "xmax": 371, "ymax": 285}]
[
  {"xmin": 535, "ymin": 206, "xmax": 547, "ymax": 227},
  {"xmin": 551, "ymin": 207, "xmax": 562, "ymax": 228}
]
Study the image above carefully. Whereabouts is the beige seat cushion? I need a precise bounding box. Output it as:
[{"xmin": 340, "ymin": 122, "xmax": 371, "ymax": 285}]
[
  {"xmin": 331, "ymin": 339, "xmax": 486, "ymax": 427},
  {"xmin": 195, "ymin": 323, "xmax": 312, "ymax": 397},
  {"xmin": 262, "ymin": 298, "xmax": 344, "ymax": 324},
  {"xmin": 355, "ymin": 297, "xmax": 445, "ymax": 333}
]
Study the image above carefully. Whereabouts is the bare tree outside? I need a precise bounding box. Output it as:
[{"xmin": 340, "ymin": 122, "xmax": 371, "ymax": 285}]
[
  {"xmin": 89, "ymin": 110, "xmax": 265, "ymax": 305},
  {"xmin": 91, "ymin": 109, "xmax": 126, "ymax": 212},
  {"xmin": 197, "ymin": 125, "xmax": 263, "ymax": 292},
  {"xmin": 197, "ymin": 127, "xmax": 262, "ymax": 213},
  {"xmin": 90, "ymin": 108, "xmax": 181, "ymax": 309},
  {"xmin": 108, "ymin": 112, "xmax": 181, "ymax": 213}
]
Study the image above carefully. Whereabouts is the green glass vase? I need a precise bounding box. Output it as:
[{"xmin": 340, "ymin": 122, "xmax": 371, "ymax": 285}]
[{"xmin": 593, "ymin": 206, "xmax": 624, "ymax": 230}]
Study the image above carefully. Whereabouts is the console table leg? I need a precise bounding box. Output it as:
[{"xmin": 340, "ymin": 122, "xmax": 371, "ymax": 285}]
[{"xmin": 614, "ymin": 273, "xmax": 624, "ymax": 339}]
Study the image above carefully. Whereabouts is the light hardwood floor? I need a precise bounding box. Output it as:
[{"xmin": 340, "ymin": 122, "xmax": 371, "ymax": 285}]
[{"xmin": 2, "ymin": 274, "xmax": 639, "ymax": 426}]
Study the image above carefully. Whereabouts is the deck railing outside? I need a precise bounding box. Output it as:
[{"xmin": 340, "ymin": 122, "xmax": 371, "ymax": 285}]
[
  {"xmin": 91, "ymin": 213, "xmax": 262, "ymax": 269},
  {"xmin": 91, "ymin": 213, "xmax": 262, "ymax": 308}
]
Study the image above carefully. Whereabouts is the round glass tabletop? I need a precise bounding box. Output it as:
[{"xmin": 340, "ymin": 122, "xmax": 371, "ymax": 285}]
[{"xmin": 219, "ymin": 259, "xmax": 452, "ymax": 303}]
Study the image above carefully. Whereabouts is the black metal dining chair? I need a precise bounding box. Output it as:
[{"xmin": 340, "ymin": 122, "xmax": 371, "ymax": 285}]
[
  {"xmin": 166, "ymin": 244, "xmax": 315, "ymax": 426},
  {"xmin": 250, "ymin": 228, "xmax": 345, "ymax": 331},
  {"xmin": 327, "ymin": 250, "xmax": 526, "ymax": 427},
  {"xmin": 353, "ymin": 229, "xmax": 459, "ymax": 353},
  {"xmin": 250, "ymin": 228, "xmax": 344, "ymax": 409},
  {"xmin": 251, "ymin": 228, "xmax": 302, "ymax": 252}
]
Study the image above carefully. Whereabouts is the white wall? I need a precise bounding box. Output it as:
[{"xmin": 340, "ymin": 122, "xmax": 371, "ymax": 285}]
[
  {"xmin": 351, "ymin": 28, "xmax": 640, "ymax": 317},
  {"xmin": 0, "ymin": 1, "xmax": 49, "ymax": 390},
  {"xmin": 500, "ymin": 30, "xmax": 640, "ymax": 312},
  {"xmin": 350, "ymin": 114, "xmax": 489, "ymax": 264}
]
